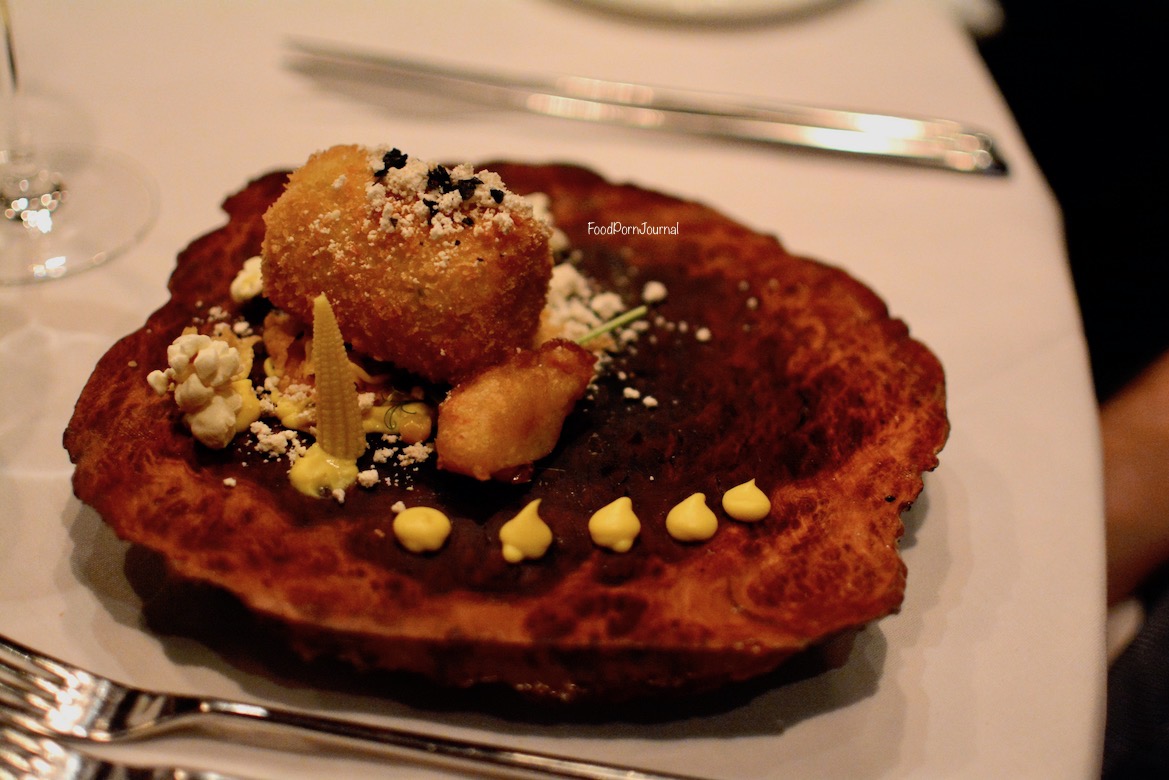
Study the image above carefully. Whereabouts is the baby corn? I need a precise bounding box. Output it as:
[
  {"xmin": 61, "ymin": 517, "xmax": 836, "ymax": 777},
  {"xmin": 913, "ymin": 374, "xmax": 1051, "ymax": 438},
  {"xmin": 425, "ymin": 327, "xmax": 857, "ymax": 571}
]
[{"xmin": 311, "ymin": 294, "xmax": 366, "ymax": 460}]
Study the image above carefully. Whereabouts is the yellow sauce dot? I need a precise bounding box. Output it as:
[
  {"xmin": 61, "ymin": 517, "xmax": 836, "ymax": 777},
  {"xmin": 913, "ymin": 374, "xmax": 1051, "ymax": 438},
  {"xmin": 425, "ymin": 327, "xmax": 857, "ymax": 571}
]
[
  {"xmin": 722, "ymin": 478, "xmax": 771, "ymax": 522},
  {"xmin": 588, "ymin": 496, "xmax": 640, "ymax": 553},
  {"xmin": 393, "ymin": 506, "xmax": 451, "ymax": 553},
  {"xmin": 499, "ymin": 499, "xmax": 554, "ymax": 563},
  {"xmin": 289, "ymin": 443, "xmax": 358, "ymax": 498},
  {"xmin": 666, "ymin": 493, "xmax": 718, "ymax": 542}
]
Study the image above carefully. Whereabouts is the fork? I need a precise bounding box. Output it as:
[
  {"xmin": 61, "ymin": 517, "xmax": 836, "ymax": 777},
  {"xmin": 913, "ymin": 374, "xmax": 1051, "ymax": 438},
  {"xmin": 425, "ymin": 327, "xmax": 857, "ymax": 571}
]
[
  {"xmin": 0, "ymin": 633, "xmax": 704, "ymax": 780},
  {"xmin": 0, "ymin": 725, "xmax": 249, "ymax": 780}
]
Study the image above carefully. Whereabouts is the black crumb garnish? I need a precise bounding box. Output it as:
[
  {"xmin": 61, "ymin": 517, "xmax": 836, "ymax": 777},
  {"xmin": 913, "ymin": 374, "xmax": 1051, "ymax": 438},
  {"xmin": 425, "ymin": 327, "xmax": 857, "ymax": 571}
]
[
  {"xmin": 426, "ymin": 165, "xmax": 454, "ymax": 194},
  {"xmin": 374, "ymin": 148, "xmax": 408, "ymax": 178},
  {"xmin": 421, "ymin": 198, "xmax": 439, "ymax": 217},
  {"xmin": 456, "ymin": 176, "xmax": 482, "ymax": 201},
  {"xmin": 489, "ymin": 188, "xmax": 504, "ymax": 204},
  {"xmin": 462, "ymin": 216, "xmax": 475, "ymax": 227}
]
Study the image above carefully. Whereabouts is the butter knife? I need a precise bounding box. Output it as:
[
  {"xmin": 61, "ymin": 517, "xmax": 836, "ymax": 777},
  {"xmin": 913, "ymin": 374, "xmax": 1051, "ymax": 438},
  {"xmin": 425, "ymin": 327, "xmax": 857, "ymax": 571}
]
[{"xmin": 287, "ymin": 38, "xmax": 1007, "ymax": 175}]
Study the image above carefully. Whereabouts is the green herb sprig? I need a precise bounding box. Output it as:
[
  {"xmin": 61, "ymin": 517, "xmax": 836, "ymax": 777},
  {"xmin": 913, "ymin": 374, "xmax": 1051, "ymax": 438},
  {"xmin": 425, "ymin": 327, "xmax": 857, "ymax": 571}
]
[{"xmin": 576, "ymin": 305, "xmax": 648, "ymax": 346}]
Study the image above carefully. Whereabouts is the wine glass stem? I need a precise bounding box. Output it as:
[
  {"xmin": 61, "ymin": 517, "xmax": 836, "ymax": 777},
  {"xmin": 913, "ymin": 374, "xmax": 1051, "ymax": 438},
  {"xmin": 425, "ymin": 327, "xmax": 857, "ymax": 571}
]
[
  {"xmin": 1, "ymin": 0, "xmax": 63, "ymax": 222},
  {"xmin": 2, "ymin": 0, "xmax": 28, "ymax": 161}
]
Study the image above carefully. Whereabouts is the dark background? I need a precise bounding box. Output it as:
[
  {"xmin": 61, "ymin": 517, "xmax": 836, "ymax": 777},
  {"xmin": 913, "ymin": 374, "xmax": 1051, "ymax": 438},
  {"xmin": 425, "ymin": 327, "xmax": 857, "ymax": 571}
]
[
  {"xmin": 977, "ymin": 2, "xmax": 1168, "ymax": 403},
  {"xmin": 978, "ymin": 4, "xmax": 1168, "ymax": 772}
]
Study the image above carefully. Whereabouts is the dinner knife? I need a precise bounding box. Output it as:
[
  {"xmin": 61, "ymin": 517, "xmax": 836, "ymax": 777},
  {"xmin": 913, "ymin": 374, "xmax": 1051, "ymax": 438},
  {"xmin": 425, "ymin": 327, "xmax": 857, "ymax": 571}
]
[{"xmin": 287, "ymin": 38, "xmax": 1007, "ymax": 175}]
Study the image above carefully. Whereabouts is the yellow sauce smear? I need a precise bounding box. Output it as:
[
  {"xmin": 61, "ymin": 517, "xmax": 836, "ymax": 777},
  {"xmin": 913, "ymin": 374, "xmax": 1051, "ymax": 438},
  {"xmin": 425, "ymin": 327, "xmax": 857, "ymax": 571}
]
[
  {"xmin": 289, "ymin": 443, "xmax": 359, "ymax": 498},
  {"xmin": 499, "ymin": 499, "xmax": 554, "ymax": 563},
  {"xmin": 393, "ymin": 506, "xmax": 451, "ymax": 553},
  {"xmin": 722, "ymin": 478, "xmax": 771, "ymax": 522},
  {"xmin": 266, "ymin": 381, "xmax": 314, "ymax": 431},
  {"xmin": 367, "ymin": 400, "xmax": 433, "ymax": 442},
  {"xmin": 588, "ymin": 496, "xmax": 640, "ymax": 553},
  {"xmin": 231, "ymin": 378, "xmax": 262, "ymax": 432},
  {"xmin": 666, "ymin": 492, "xmax": 718, "ymax": 542}
]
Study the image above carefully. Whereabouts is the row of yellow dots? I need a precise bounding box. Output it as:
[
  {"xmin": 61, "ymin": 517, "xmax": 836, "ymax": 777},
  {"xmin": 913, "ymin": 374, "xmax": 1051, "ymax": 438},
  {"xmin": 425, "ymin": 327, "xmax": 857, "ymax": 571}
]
[{"xmin": 391, "ymin": 479, "xmax": 772, "ymax": 561}]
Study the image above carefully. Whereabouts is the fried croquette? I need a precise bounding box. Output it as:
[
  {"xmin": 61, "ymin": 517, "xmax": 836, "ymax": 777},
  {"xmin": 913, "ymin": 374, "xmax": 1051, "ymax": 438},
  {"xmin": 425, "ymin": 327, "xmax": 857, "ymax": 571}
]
[
  {"xmin": 435, "ymin": 339, "xmax": 596, "ymax": 482},
  {"xmin": 261, "ymin": 145, "xmax": 553, "ymax": 383}
]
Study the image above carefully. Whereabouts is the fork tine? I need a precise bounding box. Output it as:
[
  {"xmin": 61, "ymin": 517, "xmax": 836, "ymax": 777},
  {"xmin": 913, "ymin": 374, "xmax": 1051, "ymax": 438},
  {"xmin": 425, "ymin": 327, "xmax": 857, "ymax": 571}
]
[
  {"xmin": 0, "ymin": 638, "xmax": 66, "ymax": 741},
  {"xmin": 0, "ymin": 637, "xmax": 50, "ymax": 694},
  {"xmin": 0, "ymin": 659, "xmax": 49, "ymax": 703},
  {"xmin": 1, "ymin": 724, "xmax": 260, "ymax": 780},
  {"xmin": 0, "ymin": 725, "xmax": 59, "ymax": 778},
  {"xmin": 0, "ymin": 634, "xmax": 72, "ymax": 686},
  {"xmin": 0, "ymin": 634, "xmax": 98, "ymax": 700},
  {"xmin": 0, "ymin": 670, "xmax": 49, "ymax": 723},
  {"xmin": 0, "ymin": 703, "xmax": 47, "ymax": 740},
  {"xmin": 0, "ymin": 633, "xmax": 40, "ymax": 668}
]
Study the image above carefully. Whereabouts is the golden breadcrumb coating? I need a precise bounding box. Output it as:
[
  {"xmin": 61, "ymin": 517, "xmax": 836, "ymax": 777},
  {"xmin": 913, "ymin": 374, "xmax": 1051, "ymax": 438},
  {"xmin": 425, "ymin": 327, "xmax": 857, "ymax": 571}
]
[{"xmin": 261, "ymin": 144, "xmax": 553, "ymax": 383}]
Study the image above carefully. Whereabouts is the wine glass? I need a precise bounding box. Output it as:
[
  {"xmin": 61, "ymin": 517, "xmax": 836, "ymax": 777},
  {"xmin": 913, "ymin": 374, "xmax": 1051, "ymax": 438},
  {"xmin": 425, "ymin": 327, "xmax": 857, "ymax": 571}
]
[{"xmin": 0, "ymin": 0, "xmax": 157, "ymax": 285}]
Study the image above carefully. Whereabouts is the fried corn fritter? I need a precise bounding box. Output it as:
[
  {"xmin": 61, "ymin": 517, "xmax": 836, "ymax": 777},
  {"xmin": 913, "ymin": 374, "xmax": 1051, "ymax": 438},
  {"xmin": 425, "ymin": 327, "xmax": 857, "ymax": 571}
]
[
  {"xmin": 262, "ymin": 144, "xmax": 553, "ymax": 383},
  {"xmin": 435, "ymin": 339, "xmax": 596, "ymax": 482}
]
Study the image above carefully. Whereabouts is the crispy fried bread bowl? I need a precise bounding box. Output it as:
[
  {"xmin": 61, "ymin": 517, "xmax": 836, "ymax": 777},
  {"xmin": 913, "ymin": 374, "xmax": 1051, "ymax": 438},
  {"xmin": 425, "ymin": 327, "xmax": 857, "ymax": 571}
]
[{"xmin": 65, "ymin": 159, "xmax": 948, "ymax": 702}]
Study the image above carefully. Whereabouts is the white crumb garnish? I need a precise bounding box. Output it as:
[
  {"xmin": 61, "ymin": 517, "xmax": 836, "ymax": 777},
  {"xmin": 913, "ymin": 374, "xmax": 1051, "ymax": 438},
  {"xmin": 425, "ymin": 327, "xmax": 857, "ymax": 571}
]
[{"xmin": 642, "ymin": 280, "xmax": 668, "ymax": 303}]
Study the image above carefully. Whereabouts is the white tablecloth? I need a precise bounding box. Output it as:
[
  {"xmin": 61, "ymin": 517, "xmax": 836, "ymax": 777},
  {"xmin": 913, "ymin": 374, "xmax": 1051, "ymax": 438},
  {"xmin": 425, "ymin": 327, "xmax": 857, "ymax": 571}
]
[{"xmin": 0, "ymin": 0, "xmax": 1104, "ymax": 777}]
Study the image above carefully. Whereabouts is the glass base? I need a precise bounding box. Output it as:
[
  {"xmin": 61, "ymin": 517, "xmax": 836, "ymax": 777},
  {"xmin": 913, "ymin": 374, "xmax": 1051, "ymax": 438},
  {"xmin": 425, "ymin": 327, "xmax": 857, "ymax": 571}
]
[{"xmin": 0, "ymin": 143, "xmax": 157, "ymax": 285}]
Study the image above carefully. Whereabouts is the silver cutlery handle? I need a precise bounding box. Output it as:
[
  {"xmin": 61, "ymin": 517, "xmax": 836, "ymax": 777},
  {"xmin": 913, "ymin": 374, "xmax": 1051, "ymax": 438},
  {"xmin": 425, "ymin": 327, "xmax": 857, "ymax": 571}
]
[
  {"xmin": 201, "ymin": 699, "xmax": 703, "ymax": 780},
  {"xmin": 287, "ymin": 38, "xmax": 1007, "ymax": 175}
]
